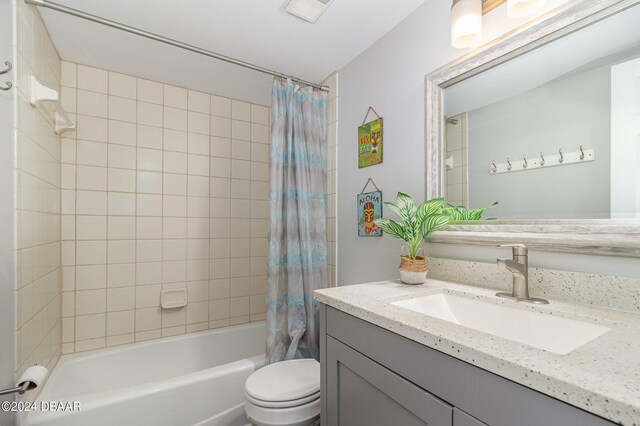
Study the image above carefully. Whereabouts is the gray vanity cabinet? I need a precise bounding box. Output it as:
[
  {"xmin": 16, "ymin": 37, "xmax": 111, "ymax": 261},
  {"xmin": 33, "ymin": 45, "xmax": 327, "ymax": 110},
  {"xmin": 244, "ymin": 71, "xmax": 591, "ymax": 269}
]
[
  {"xmin": 453, "ymin": 409, "xmax": 488, "ymax": 426},
  {"xmin": 319, "ymin": 304, "xmax": 616, "ymax": 426},
  {"xmin": 326, "ymin": 336, "xmax": 453, "ymax": 425}
]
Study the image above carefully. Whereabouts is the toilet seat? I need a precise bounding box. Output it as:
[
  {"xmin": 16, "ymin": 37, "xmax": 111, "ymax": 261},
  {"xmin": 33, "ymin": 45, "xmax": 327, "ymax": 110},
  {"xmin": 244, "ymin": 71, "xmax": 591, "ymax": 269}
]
[
  {"xmin": 244, "ymin": 358, "xmax": 321, "ymax": 426},
  {"xmin": 246, "ymin": 390, "xmax": 320, "ymax": 409}
]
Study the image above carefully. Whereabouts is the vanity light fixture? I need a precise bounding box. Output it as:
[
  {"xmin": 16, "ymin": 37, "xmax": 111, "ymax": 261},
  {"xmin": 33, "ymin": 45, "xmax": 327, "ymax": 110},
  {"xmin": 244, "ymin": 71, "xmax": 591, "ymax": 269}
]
[
  {"xmin": 507, "ymin": 0, "xmax": 546, "ymax": 18},
  {"xmin": 451, "ymin": 0, "xmax": 483, "ymax": 49},
  {"xmin": 451, "ymin": 0, "xmax": 546, "ymax": 48}
]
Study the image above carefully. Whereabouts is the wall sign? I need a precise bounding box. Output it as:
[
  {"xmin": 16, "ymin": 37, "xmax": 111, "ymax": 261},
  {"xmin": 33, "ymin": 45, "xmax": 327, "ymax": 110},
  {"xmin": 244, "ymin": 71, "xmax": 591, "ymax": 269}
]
[
  {"xmin": 357, "ymin": 178, "xmax": 383, "ymax": 237},
  {"xmin": 358, "ymin": 107, "xmax": 383, "ymax": 168}
]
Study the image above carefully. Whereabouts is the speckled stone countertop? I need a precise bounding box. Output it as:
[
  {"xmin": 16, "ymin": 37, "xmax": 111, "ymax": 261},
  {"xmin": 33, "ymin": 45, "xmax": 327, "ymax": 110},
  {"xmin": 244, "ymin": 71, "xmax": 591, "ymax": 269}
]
[{"xmin": 314, "ymin": 280, "xmax": 640, "ymax": 426}]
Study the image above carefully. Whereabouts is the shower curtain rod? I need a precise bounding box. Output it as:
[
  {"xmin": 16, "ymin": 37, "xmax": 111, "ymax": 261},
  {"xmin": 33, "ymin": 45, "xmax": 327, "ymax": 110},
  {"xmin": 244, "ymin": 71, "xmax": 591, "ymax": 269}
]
[{"xmin": 25, "ymin": 0, "xmax": 330, "ymax": 92}]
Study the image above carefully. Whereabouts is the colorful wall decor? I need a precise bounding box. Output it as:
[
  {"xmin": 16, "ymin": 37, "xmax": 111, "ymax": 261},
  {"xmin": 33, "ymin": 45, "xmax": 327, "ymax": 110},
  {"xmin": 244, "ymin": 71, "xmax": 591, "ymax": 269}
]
[
  {"xmin": 357, "ymin": 178, "xmax": 383, "ymax": 237},
  {"xmin": 358, "ymin": 107, "xmax": 383, "ymax": 168}
]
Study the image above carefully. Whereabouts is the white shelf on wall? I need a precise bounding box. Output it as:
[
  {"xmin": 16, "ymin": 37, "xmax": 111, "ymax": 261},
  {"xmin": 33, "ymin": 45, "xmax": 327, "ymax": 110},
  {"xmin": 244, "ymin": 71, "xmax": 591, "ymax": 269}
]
[{"xmin": 29, "ymin": 76, "xmax": 75, "ymax": 135}]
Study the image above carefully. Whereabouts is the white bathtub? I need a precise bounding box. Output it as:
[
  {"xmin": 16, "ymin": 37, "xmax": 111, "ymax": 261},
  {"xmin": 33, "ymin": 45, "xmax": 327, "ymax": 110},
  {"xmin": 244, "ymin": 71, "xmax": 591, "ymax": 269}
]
[{"xmin": 26, "ymin": 322, "xmax": 265, "ymax": 426}]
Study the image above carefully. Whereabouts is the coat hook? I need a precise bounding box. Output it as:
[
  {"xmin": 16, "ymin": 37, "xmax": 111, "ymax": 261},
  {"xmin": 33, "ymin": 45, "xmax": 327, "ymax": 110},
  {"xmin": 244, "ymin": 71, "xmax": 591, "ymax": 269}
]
[
  {"xmin": 0, "ymin": 61, "xmax": 12, "ymax": 91},
  {"xmin": 579, "ymin": 145, "xmax": 585, "ymax": 160},
  {"xmin": 490, "ymin": 160, "xmax": 497, "ymax": 173},
  {"xmin": 506, "ymin": 157, "xmax": 512, "ymax": 171},
  {"xmin": 539, "ymin": 152, "xmax": 545, "ymax": 166},
  {"xmin": 522, "ymin": 154, "xmax": 528, "ymax": 168},
  {"xmin": 0, "ymin": 61, "xmax": 11, "ymax": 76},
  {"xmin": 558, "ymin": 149, "xmax": 564, "ymax": 164}
]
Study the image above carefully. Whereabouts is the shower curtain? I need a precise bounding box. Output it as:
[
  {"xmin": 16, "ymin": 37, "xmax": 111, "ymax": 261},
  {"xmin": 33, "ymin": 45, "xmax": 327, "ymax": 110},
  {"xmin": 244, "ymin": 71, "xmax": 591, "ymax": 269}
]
[{"xmin": 266, "ymin": 78, "xmax": 328, "ymax": 364}]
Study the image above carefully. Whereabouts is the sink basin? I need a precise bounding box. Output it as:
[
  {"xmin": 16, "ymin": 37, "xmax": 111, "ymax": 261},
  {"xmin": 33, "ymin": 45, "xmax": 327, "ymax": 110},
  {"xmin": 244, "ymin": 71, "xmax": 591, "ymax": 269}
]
[{"xmin": 392, "ymin": 293, "xmax": 610, "ymax": 355}]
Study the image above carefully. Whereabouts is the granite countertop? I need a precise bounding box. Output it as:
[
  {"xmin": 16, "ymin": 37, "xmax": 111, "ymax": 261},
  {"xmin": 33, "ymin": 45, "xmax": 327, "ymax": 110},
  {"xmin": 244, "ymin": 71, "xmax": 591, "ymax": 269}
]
[{"xmin": 314, "ymin": 279, "xmax": 640, "ymax": 426}]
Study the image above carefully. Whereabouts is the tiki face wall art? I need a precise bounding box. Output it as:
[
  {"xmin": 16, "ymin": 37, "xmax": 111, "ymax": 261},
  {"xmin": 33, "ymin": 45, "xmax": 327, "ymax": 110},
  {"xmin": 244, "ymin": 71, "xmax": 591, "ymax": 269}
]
[
  {"xmin": 357, "ymin": 191, "xmax": 383, "ymax": 237},
  {"xmin": 358, "ymin": 117, "xmax": 383, "ymax": 168}
]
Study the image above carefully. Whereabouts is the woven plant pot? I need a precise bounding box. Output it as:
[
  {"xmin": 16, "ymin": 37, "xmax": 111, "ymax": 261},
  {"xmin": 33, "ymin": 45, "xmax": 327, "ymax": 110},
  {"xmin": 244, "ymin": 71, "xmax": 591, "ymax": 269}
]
[{"xmin": 398, "ymin": 247, "xmax": 427, "ymax": 285}]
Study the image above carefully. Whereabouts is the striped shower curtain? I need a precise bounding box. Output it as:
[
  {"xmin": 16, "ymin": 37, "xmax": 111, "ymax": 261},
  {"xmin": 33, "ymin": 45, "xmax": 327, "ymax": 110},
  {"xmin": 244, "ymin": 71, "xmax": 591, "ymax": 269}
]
[{"xmin": 266, "ymin": 78, "xmax": 328, "ymax": 364}]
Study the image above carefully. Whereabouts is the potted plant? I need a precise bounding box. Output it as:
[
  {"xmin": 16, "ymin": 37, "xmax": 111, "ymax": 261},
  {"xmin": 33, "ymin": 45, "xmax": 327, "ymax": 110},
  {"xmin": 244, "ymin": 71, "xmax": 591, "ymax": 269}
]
[{"xmin": 374, "ymin": 193, "xmax": 496, "ymax": 284}]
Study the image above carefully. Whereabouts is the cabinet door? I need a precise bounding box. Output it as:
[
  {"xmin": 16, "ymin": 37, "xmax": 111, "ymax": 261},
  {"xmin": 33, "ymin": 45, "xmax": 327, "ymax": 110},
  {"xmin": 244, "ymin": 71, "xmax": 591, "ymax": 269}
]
[
  {"xmin": 325, "ymin": 336, "xmax": 452, "ymax": 426},
  {"xmin": 454, "ymin": 408, "xmax": 488, "ymax": 426}
]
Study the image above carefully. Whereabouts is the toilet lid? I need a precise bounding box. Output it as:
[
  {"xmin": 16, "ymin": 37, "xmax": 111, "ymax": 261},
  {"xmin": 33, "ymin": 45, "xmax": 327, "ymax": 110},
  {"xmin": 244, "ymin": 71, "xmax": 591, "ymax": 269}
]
[{"xmin": 245, "ymin": 359, "xmax": 320, "ymax": 403}]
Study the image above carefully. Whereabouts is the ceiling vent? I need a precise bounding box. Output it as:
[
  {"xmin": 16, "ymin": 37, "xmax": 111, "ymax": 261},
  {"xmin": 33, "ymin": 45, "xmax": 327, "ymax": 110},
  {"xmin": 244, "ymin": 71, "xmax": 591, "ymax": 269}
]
[{"xmin": 286, "ymin": 0, "xmax": 335, "ymax": 23}]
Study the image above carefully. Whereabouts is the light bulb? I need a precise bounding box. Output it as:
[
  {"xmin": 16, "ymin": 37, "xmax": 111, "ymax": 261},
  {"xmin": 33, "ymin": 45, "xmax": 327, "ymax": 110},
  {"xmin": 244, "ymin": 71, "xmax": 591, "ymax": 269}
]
[
  {"xmin": 451, "ymin": 0, "xmax": 483, "ymax": 49},
  {"xmin": 507, "ymin": 0, "xmax": 546, "ymax": 18}
]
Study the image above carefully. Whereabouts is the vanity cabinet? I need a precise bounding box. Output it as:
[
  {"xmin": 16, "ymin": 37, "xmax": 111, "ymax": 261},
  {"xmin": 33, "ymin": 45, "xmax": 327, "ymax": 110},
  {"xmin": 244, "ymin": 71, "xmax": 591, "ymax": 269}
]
[
  {"xmin": 326, "ymin": 336, "xmax": 453, "ymax": 425},
  {"xmin": 319, "ymin": 305, "xmax": 616, "ymax": 426}
]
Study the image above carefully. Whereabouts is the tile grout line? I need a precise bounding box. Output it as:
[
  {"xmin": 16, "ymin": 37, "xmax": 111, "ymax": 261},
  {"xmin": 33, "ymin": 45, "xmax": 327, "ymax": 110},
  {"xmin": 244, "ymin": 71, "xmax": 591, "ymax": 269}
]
[{"xmin": 104, "ymin": 72, "xmax": 109, "ymax": 345}]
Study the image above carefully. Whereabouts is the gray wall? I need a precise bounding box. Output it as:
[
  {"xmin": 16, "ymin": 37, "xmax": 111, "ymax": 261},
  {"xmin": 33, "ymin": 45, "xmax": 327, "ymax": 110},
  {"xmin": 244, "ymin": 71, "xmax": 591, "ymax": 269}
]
[
  {"xmin": 337, "ymin": 1, "xmax": 640, "ymax": 286},
  {"xmin": 467, "ymin": 65, "xmax": 611, "ymax": 219},
  {"xmin": 0, "ymin": 0, "xmax": 16, "ymax": 423},
  {"xmin": 337, "ymin": 0, "xmax": 454, "ymax": 286}
]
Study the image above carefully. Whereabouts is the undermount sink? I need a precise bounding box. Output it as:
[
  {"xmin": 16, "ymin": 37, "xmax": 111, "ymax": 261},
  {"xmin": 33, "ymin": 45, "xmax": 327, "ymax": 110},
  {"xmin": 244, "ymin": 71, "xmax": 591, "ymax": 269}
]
[{"xmin": 392, "ymin": 293, "xmax": 610, "ymax": 355}]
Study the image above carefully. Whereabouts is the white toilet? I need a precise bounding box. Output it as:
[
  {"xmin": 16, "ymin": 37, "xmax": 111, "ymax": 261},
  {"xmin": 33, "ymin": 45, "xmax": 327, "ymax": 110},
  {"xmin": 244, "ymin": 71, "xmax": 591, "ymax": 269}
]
[{"xmin": 244, "ymin": 358, "xmax": 321, "ymax": 426}]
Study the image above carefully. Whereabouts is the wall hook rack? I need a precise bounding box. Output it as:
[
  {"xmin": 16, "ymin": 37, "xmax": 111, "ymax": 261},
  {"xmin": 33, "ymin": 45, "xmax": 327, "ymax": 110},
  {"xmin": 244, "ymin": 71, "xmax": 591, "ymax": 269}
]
[{"xmin": 489, "ymin": 146, "xmax": 595, "ymax": 175}]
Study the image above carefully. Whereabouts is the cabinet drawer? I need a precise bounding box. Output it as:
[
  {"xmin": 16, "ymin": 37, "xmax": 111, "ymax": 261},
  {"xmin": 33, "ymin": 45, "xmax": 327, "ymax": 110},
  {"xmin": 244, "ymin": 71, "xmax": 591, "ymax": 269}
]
[{"xmin": 326, "ymin": 336, "xmax": 452, "ymax": 426}]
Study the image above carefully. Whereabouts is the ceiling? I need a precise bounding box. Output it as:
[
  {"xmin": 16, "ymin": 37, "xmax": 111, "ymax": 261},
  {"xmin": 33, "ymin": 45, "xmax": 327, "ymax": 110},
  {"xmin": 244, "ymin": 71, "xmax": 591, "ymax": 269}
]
[{"xmin": 39, "ymin": 0, "xmax": 425, "ymax": 105}]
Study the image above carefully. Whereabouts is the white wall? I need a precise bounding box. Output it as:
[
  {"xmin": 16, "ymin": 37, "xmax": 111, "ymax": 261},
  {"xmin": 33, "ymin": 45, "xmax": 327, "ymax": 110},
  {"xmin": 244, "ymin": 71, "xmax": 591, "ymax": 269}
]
[
  {"xmin": 0, "ymin": 1, "xmax": 16, "ymax": 423},
  {"xmin": 337, "ymin": 0, "xmax": 640, "ymax": 285}
]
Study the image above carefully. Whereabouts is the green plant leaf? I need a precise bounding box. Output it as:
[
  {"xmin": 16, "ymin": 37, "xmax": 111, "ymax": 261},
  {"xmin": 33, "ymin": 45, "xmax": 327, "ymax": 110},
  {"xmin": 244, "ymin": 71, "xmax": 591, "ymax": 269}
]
[
  {"xmin": 383, "ymin": 202, "xmax": 403, "ymax": 220},
  {"xmin": 374, "ymin": 218, "xmax": 405, "ymax": 240},
  {"xmin": 395, "ymin": 192, "xmax": 417, "ymax": 223},
  {"xmin": 460, "ymin": 209, "xmax": 484, "ymax": 220},
  {"xmin": 413, "ymin": 201, "xmax": 441, "ymax": 239},
  {"xmin": 416, "ymin": 197, "xmax": 446, "ymax": 224},
  {"xmin": 420, "ymin": 214, "xmax": 450, "ymax": 238},
  {"xmin": 442, "ymin": 207, "xmax": 464, "ymax": 221},
  {"xmin": 444, "ymin": 201, "xmax": 498, "ymax": 222}
]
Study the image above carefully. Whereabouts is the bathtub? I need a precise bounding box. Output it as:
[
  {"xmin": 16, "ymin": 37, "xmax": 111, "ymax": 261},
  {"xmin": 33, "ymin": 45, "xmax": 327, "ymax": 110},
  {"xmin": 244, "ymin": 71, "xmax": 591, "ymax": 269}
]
[{"xmin": 26, "ymin": 322, "xmax": 265, "ymax": 426}]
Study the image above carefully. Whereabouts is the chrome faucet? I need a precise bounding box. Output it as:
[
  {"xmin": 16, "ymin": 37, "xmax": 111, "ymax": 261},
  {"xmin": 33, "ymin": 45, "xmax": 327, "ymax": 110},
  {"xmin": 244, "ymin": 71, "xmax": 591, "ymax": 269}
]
[{"xmin": 496, "ymin": 244, "xmax": 548, "ymax": 305}]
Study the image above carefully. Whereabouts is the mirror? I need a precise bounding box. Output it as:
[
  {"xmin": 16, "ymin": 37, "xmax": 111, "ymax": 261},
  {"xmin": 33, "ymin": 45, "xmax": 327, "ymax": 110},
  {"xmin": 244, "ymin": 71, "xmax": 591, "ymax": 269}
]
[
  {"xmin": 441, "ymin": 2, "xmax": 640, "ymax": 220},
  {"xmin": 425, "ymin": 0, "xmax": 640, "ymax": 257}
]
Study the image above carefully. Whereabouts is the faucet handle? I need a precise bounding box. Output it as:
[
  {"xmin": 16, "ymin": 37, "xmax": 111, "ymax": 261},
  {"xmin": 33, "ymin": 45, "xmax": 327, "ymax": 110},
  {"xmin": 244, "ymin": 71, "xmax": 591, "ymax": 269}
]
[{"xmin": 499, "ymin": 243, "xmax": 528, "ymax": 256}]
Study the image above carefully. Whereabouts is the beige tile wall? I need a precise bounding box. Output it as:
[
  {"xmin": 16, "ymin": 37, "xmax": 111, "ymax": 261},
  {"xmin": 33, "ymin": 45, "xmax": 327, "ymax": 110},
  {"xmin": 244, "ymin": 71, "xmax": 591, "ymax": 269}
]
[
  {"xmin": 323, "ymin": 73, "xmax": 338, "ymax": 287},
  {"xmin": 14, "ymin": 1, "xmax": 63, "ymax": 379},
  {"xmin": 60, "ymin": 62, "xmax": 270, "ymax": 353},
  {"xmin": 445, "ymin": 113, "xmax": 468, "ymax": 207}
]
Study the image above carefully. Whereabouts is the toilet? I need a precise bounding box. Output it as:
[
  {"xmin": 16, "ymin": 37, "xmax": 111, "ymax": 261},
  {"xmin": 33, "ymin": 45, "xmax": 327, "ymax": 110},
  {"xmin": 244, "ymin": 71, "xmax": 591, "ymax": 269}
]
[{"xmin": 244, "ymin": 358, "xmax": 321, "ymax": 426}]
